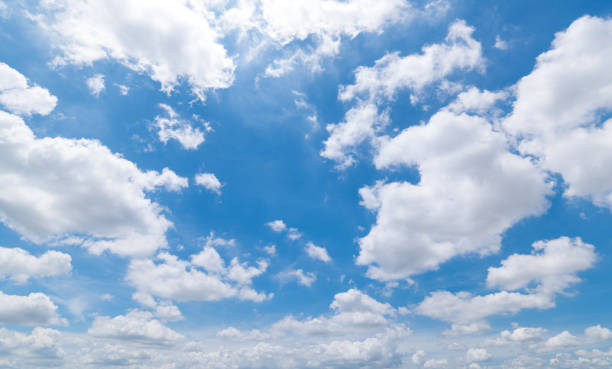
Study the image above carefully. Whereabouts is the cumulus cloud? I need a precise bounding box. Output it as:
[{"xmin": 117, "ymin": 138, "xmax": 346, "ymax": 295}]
[
  {"xmin": 0, "ymin": 327, "xmax": 64, "ymax": 362},
  {"xmin": 466, "ymin": 348, "xmax": 491, "ymax": 363},
  {"xmin": 85, "ymin": 74, "xmax": 104, "ymax": 96},
  {"xmin": 257, "ymin": 0, "xmax": 415, "ymax": 78},
  {"xmin": 322, "ymin": 20, "xmax": 485, "ymax": 168},
  {"xmin": 0, "ymin": 62, "xmax": 57, "ymax": 116},
  {"xmin": 127, "ymin": 248, "xmax": 271, "ymax": 304},
  {"xmin": 0, "ymin": 291, "xmax": 62, "ymax": 326},
  {"xmin": 36, "ymin": 0, "xmax": 235, "ymax": 101},
  {"xmin": 305, "ymin": 241, "xmax": 331, "ymax": 263},
  {"xmin": 279, "ymin": 269, "xmax": 316, "ymax": 287},
  {"xmin": 154, "ymin": 104, "xmax": 205, "ymax": 150},
  {"xmin": 88, "ymin": 310, "xmax": 183, "ymax": 346},
  {"xmin": 357, "ymin": 111, "xmax": 551, "ymax": 280},
  {"xmin": 486, "ymin": 237, "xmax": 597, "ymax": 294},
  {"xmin": 493, "ymin": 325, "xmax": 547, "ymax": 345},
  {"xmin": 265, "ymin": 219, "xmax": 301, "ymax": 240},
  {"xmin": 0, "ymin": 247, "xmax": 71, "ymax": 283},
  {"xmin": 0, "ymin": 110, "xmax": 187, "ymax": 257},
  {"xmin": 195, "ymin": 172, "xmax": 222, "ymax": 194},
  {"xmin": 220, "ymin": 289, "xmax": 402, "ymax": 340},
  {"xmin": 503, "ymin": 16, "xmax": 612, "ymax": 209},
  {"xmin": 415, "ymin": 237, "xmax": 596, "ymax": 333}
]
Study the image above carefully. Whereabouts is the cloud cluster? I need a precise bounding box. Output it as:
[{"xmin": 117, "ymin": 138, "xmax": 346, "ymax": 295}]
[
  {"xmin": 415, "ymin": 237, "xmax": 596, "ymax": 334},
  {"xmin": 127, "ymin": 245, "xmax": 271, "ymax": 304},
  {"xmin": 0, "ymin": 246, "xmax": 71, "ymax": 283}
]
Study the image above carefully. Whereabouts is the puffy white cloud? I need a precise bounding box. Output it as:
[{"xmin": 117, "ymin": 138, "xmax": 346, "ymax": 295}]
[
  {"xmin": 543, "ymin": 331, "xmax": 580, "ymax": 350},
  {"xmin": 257, "ymin": 0, "xmax": 415, "ymax": 78},
  {"xmin": 0, "ymin": 246, "xmax": 71, "ymax": 283},
  {"xmin": 155, "ymin": 104, "xmax": 205, "ymax": 150},
  {"xmin": 36, "ymin": 0, "xmax": 235, "ymax": 101},
  {"xmin": 339, "ymin": 20, "xmax": 483, "ymax": 102},
  {"xmin": 503, "ymin": 16, "xmax": 612, "ymax": 209},
  {"xmin": 217, "ymin": 326, "xmax": 270, "ymax": 342},
  {"xmin": 494, "ymin": 35, "xmax": 508, "ymax": 50},
  {"xmin": 0, "ymin": 327, "xmax": 64, "ymax": 362},
  {"xmin": 266, "ymin": 219, "xmax": 287, "ymax": 232},
  {"xmin": 416, "ymin": 290, "xmax": 551, "ymax": 335},
  {"xmin": 357, "ymin": 111, "xmax": 551, "ymax": 280},
  {"xmin": 330, "ymin": 289, "xmax": 395, "ymax": 316},
  {"xmin": 321, "ymin": 102, "xmax": 387, "ymax": 169},
  {"xmin": 222, "ymin": 289, "xmax": 401, "ymax": 339},
  {"xmin": 279, "ymin": 269, "xmax": 316, "ymax": 287},
  {"xmin": 0, "ymin": 291, "xmax": 62, "ymax": 326},
  {"xmin": 154, "ymin": 301, "xmax": 183, "ymax": 322},
  {"xmin": 195, "ymin": 172, "xmax": 222, "ymax": 194},
  {"xmin": 305, "ymin": 241, "xmax": 331, "ymax": 263},
  {"xmin": 0, "ymin": 62, "xmax": 57, "ymax": 116},
  {"xmin": 258, "ymin": 0, "xmax": 411, "ymax": 45},
  {"xmin": 585, "ymin": 325, "xmax": 612, "ymax": 342},
  {"xmin": 494, "ymin": 325, "xmax": 547, "ymax": 344},
  {"xmin": 415, "ymin": 237, "xmax": 595, "ymax": 332},
  {"xmin": 466, "ymin": 348, "xmax": 491, "ymax": 363},
  {"xmin": 88, "ymin": 310, "xmax": 183, "ymax": 346},
  {"xmin": 127, "ymin": 249, "xmax": 271, "ymax": 304},
  {"xmin": 445, "ymin": 87, "xmax": 508, "ymax": 115},
  {"xmin": 322, "ymin": 20, "xmax": 485, "ymax": 168},
  {"xmin": 265, "ymin": 219, "xmax": 301, "ymax": 239},
  {"xmin": 486, "ymin": 237, "xmax": 597, "ymax": 294},
  {"xmin": 85, "ymin": 74, "xmax": 104, "ymax": 96},
  {"xmin": 0, "ymin": 110, "xmax": 187, "ymax": 257}
]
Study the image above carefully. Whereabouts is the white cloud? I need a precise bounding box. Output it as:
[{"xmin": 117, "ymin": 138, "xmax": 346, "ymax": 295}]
[
  {"xmin": 340, "ymin": 20, "xmax": 483, "ymax": 102},
  {"xmin": 0, "ymin": 247, "xmax": 71, "ymax": 283},
  {"xmin": 263, "ymin": 244, "xmax": 276, "ymax": 256},
  {"xmin": 127, "ymin": 249, "xmax": 271, "ymax": 304},
  {"xmin": 357, "ymin": 111, "xmax": 551, "ymax": 280},
  {"xmin": 195, "ymin": 172, "xmax": 222, "ymax": 194},
  {"xmin": 85, "ymin": 74, "xmax": 104, "ymax": 96},
  {"xmin": 445, "ymin": 87, "xmax": 508, "ymax": 115},
  {"xmin": 154, "ymin": 301, "xmax": 183, "ymax": 322},
  {"xmin": 494, "ymin": 325, "xmax": 547, "ymax": 344},
  {"xmin": 265, "ymin": 219, "xmax": 301, "ymax": 240},
  {"xmin": 412, "ymin": 350, "xmax": 425, "ymax": 365},
  {"xmin": 0, "ymin": 291, "xmax": 62, "ymax": 325},
  {"xmin": 36, "ymin": 0, "xmax": 234, "ymax": 101},
  {"xmin": 154, "ymin": 104, "xmax": 205, "ymax": 150},
  {"xmin": 415, "ymin": 237, "xmax": 595, "ymax": 332},
  {"xmin": 0, "ymin": 110, "xmax": 187, "ymax": 257},
  {"xmin": 266, "ymin": 219, "xmax": 287, "ymax": 232},
  {"xmin": 0, "ymin": 62, "xmax": 57, "ymax": 116},
  {"xmin": 486, "ymin": 237, "xmax": 597, "ymax": 294},
  {"xmin": 466, "ymin": 348, "xmax": 491, "ymax": 363},
  {"xmin": 322, "ymin": 20, "xmax": 485, "ymax": 168},
  {"xmin": 321, "ymin": 102, "xmax": 388, "ymax": 169},
  {"xmin": 503, "ymin": 16, "xmax": 612, "ymax": 209},
  {"xmin": 585, "ymin": 325, "xmax": 612, "ymax": 342},
  {"xmin": 494, "ymin": 35, "xmax": 508, "ymax": 50},
  {"xmin": 257, "ymin": 0, "xmax": 414, "ymax": 78},
  {"xmin": 543, "ymin": 331, "xmax": 580, "ymax": 350},
  {"xmin": 424, "ymin": 358, "xmax": 448, "ymax": 368},
  {"xmin": 88, "ymin": 310, "xmax": 183, "ymax": 346},
  {"xmin": 0, "ymin": 327, "xmax": 64, "ymax": 361},
  {"xmin": 279, "ymin": 269, "xmax": 316, "ymax": 287},
  {"xmin": 305, "ymin": 241, "xmax": 331, "ymax": 263},
  {"xmin": 116, "ymin": 83, "xmax": 129, "ymax": 95}
]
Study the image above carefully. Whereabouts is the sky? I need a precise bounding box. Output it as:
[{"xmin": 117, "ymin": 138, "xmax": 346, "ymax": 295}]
[{"xmin": 0, "ymin": 0, "xmax": 612, "ymax": 368}]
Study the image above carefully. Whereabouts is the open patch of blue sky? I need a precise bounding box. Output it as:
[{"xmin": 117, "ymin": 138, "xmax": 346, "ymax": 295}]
[{"xmin": 1, "ymin": 0, "xmax": 612, "ymax": 368}]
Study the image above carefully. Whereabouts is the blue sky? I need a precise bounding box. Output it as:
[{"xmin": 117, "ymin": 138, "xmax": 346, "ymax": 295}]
[{"xmin": 1, "ymin": 0, "xmax": 612, "ymax": 368}]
